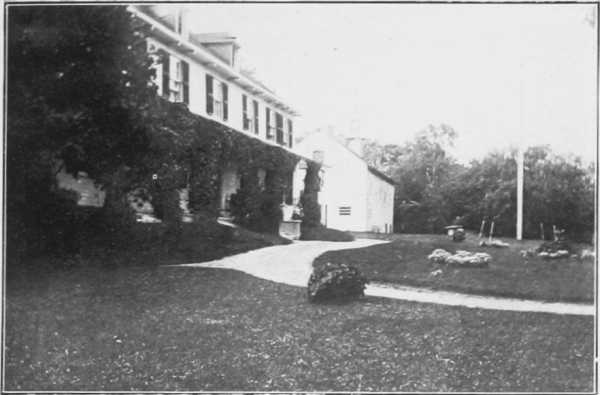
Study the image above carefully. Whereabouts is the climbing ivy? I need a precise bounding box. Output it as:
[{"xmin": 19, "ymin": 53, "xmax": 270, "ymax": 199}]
[{"xmin": 142, "ymin": 100, "xmax": 319, "ymax": 233}]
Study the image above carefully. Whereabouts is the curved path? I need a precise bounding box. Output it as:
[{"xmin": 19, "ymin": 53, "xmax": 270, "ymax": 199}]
[{"xmin": 170, "ymin": 239, "xmax": 594, "ymax": 316}]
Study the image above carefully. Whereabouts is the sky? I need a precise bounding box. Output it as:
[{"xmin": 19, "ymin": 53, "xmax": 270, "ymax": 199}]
[{"xmin": 187, "ymin": 3, "xmax": 597, "ymax": 164}]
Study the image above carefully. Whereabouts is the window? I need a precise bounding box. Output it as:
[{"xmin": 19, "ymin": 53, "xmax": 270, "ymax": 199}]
[
  {"xmin": 160, "ymin": 50, "xmax": 170, "ymax": 99},
  {"xmin": 275, "ymin": 112, "xmax": 284, "ymax": 145},
  {"xmin": 169, "ymin": 58, "xmax": 186, "ymax": 103},
  {"xmin": 155, "ymin": 49, "xmax": 188, "ymax": 105},
  {"xmin": 257, "ymin": 168, "xmax": 266, "ymax": 191},
  {"xmin": 265, "ymin": 108, "xmax": 274, "ymax": 139},
  {"xmin": 253, "ymin": 100, "xmax": 259, "ymax": 135},
  {"xmin": 242, "ymin": 94, "xmax": 250, "ymax": 131},
  {"xmin": 287, "ymin": 119, "xmax": 293, "ymax": 148},
  {"xmin": 206, "ymin": 74, "xmax": 228, "ymax": 121},
  {"xmin": 339, "ymin": 206, "xmax": 352, "ymax": 216}
]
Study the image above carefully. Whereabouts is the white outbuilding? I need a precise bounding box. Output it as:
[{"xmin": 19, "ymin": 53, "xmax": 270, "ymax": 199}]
[{"xmin": 294, "ymin": 131, "xmax": 395, "ymax": 233}]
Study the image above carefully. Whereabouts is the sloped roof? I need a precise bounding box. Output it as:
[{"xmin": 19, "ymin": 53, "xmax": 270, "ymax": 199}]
[{"xmin": 300, "ymin": 129, "xmax": 396, "ymax": 186}]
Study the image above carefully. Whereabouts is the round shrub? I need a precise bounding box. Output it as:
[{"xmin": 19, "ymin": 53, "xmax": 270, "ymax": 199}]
[
  {"xmin": 452, "ymin": 228, "xmax": 466, "ymax": 242},
  {"xmin": 307, "ymin": 262, "xmax": 368, "ymax": 303}
]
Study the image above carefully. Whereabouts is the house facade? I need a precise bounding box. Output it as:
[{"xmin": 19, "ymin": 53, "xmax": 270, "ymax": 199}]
[
  {"xmin": 128, "ymin": 5, "xmax": 301, "ymax": 219},
  {"xmin": 294, "ymin": 131, "xmax": 395, "ymax": 233}
]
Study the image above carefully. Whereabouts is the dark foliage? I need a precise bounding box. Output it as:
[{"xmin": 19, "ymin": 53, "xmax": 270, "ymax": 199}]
[
  {"xmin": 307, "ymin": 262, "xmax": 368, "ymax": 303},
  {"xmin": 6, "ymin": 6, "xmax": 156, "ymax": 258},
  {"xmin": 452, "ymin": 228, "xmax": 466, "ymax": 242},
  {"xmin": 300, "ymin": 226, "xmax": 354, "ymax": 242},
  {"xmin": 6, "ymin": 5, "xmax": 322, "ymax": 263},
  {"xmin": 299, "ymin": 161, "xmax": 322, "ymax": 228},
  {"xmin": 360, "ymin": 126, "xmax": 594, "ymax": 242}
]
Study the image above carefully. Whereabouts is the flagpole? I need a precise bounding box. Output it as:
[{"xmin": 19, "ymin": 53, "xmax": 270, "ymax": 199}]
[{"xmin": 516, "ymin": 146, "xmax": 524, "ymax": 240}]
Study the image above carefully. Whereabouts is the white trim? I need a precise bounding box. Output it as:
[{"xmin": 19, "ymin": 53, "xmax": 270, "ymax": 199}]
[{"xmin": 128, "ymin": 5, "xmax": 298, "ymax": 116}]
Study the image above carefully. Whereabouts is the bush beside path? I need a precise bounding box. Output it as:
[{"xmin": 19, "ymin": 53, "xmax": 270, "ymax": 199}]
[{"xmin": 317, "ymin": 233, "xmax": 594, "ymax": 303}]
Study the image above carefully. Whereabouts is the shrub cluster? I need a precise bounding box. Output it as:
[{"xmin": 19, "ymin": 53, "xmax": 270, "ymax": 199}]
[
  {"xmin": 307, "ymin": 262, "xmax": 368, "ymax": 303},
  {"xmin": 536, "ymin": 240, "xmax": 573, "ymax": 254},
  {"xmin": 300, "ymin": 225, "xmax": 354, "ymax": 242},
  {"xmin": 452, "ymin": 228, "xmax": 466, "ymax": 242}
]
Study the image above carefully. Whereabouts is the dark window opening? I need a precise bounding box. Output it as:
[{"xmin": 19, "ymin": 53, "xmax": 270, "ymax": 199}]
[{"xmin": 206, "ymin": 74, "xmax": 214, "ymax": 115}]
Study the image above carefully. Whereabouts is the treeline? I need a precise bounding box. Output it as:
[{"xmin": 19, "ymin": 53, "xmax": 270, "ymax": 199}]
[{"xmin": 360, "ymin": 125, "xmax": 595, "ymax": 242}]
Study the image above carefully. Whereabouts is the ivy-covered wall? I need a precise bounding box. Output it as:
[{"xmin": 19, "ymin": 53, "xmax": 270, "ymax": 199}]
[{"xmin": 143, "ymin": 101, "xmax": 321, "ymax": 233}]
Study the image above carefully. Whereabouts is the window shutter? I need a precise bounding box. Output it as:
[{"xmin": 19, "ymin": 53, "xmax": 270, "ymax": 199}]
[
  {"xmin": 265, "ymin": 108, "xmax": 271, "ymax": 138},
  {"xmin": 287, "ymin": 119, "xmax": 293, "ymax": 148},
  {"xmin": 222, "ymin": 83, "xmax": 228, "ymax": 121},
  {"xmin": 242, "ymin": 95, "xmax": 248, "ymax": 130},
  {"xmin": 182, "ymin": 61, "xmax": 189, "ymax": 105},
  {"xmin": 253, "ymin": 100, "xmax": 259, "ymax": 134},
  {"xmin": 159, "ymin": 49, "xmax": 170, "ymax": 99},
  {"xmin": 206, "ymin": 74, "xmax": 213, "ymax": 115}
]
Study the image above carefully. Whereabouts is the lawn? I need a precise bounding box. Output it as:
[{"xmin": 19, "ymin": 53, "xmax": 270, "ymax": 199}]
[
  {"xmin": 316, "ymin": 233, "xmax": 595, "ymax": 303},
  {"xmin": 22, "ymin": 220, "xmax": 291, "ymax": 270},
  {"xmin": 5, "ymin": 263, "xmax": 594, "ymax": 392}
]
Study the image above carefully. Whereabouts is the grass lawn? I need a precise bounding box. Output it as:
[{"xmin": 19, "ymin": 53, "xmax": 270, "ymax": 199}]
[
  {"xmin": 5, "ymin": 263, "xmax": 594, "ymax": 392},
  {"xmin": 317, "ymin": 233, "xmax": 595, "ymax": 303},
  {"xmin": 23, "ymin": 220, "xmax": 291, "ymax": 270}
]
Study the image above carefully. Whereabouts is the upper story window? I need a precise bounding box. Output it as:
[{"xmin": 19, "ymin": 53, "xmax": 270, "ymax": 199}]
[
  {"xmin": 265, "ymin": 108, "xmax": 274, "ymax": 140},
  {"xmin": 252, "ymin": 100, "xmax": 259, "ymax": 135},
  {"xmin": 242, "ymin": 94, "xmax": 251, "ymax": 131},
  {"xmin": 275, "ymin": 112, "xmax": 284, "ymax": 145},
  {"xmin": 287, "ymin": 119, "xmax": 293, "ymax": 148},
  {"xmin": 206, "ymin": 74, "xmax": 228, "ymax": 121},
  {"xmin": 152, "ymin": 47, "xmax": 189, "ymax": 105}
]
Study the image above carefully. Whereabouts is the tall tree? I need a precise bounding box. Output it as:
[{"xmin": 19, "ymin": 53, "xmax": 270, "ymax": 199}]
[{"xmin": 7, "ymin": 6, "xmax": 157, "ymax": 255}]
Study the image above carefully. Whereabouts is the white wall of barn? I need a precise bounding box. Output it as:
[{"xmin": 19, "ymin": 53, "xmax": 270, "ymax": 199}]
[
  {"xmin": 366, "ymin": 171, "xmax": 395, "ymax": 233},
  {"xmin": 295, "ymin": 133, "xmax": 370, "ymax": 232}
]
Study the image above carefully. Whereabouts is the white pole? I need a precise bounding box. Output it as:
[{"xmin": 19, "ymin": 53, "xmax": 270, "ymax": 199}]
[{"xmin": 516, "ymin": 147, "xmax": 524, "ymax": 240}]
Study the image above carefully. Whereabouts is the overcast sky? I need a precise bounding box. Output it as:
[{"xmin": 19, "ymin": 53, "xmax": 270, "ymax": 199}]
[{"xmin": 188, "ymin": 4, "xmax": 597, "ymax": 164}]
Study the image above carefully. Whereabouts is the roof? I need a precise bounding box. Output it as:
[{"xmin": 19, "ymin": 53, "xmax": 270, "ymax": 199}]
[
  {"xmin": 367, "ymin": 166, "xmax": 396, "ymax": 185},
  {"xmin": 129, "ymin": 5, "xmax": 298, "ymax": 116},
  {"xmin": 301, "ymin": 129, "xmax": 396, "ymax": 186}
]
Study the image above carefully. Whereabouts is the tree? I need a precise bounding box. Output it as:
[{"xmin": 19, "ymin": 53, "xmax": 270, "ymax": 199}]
[
  {"xmin": 7, "ymin": 6, "xmax": 157, "ymax": 256},
  {"xmin": 451, "ymin": 146, "xmax": 594, "ymax": 241}
]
